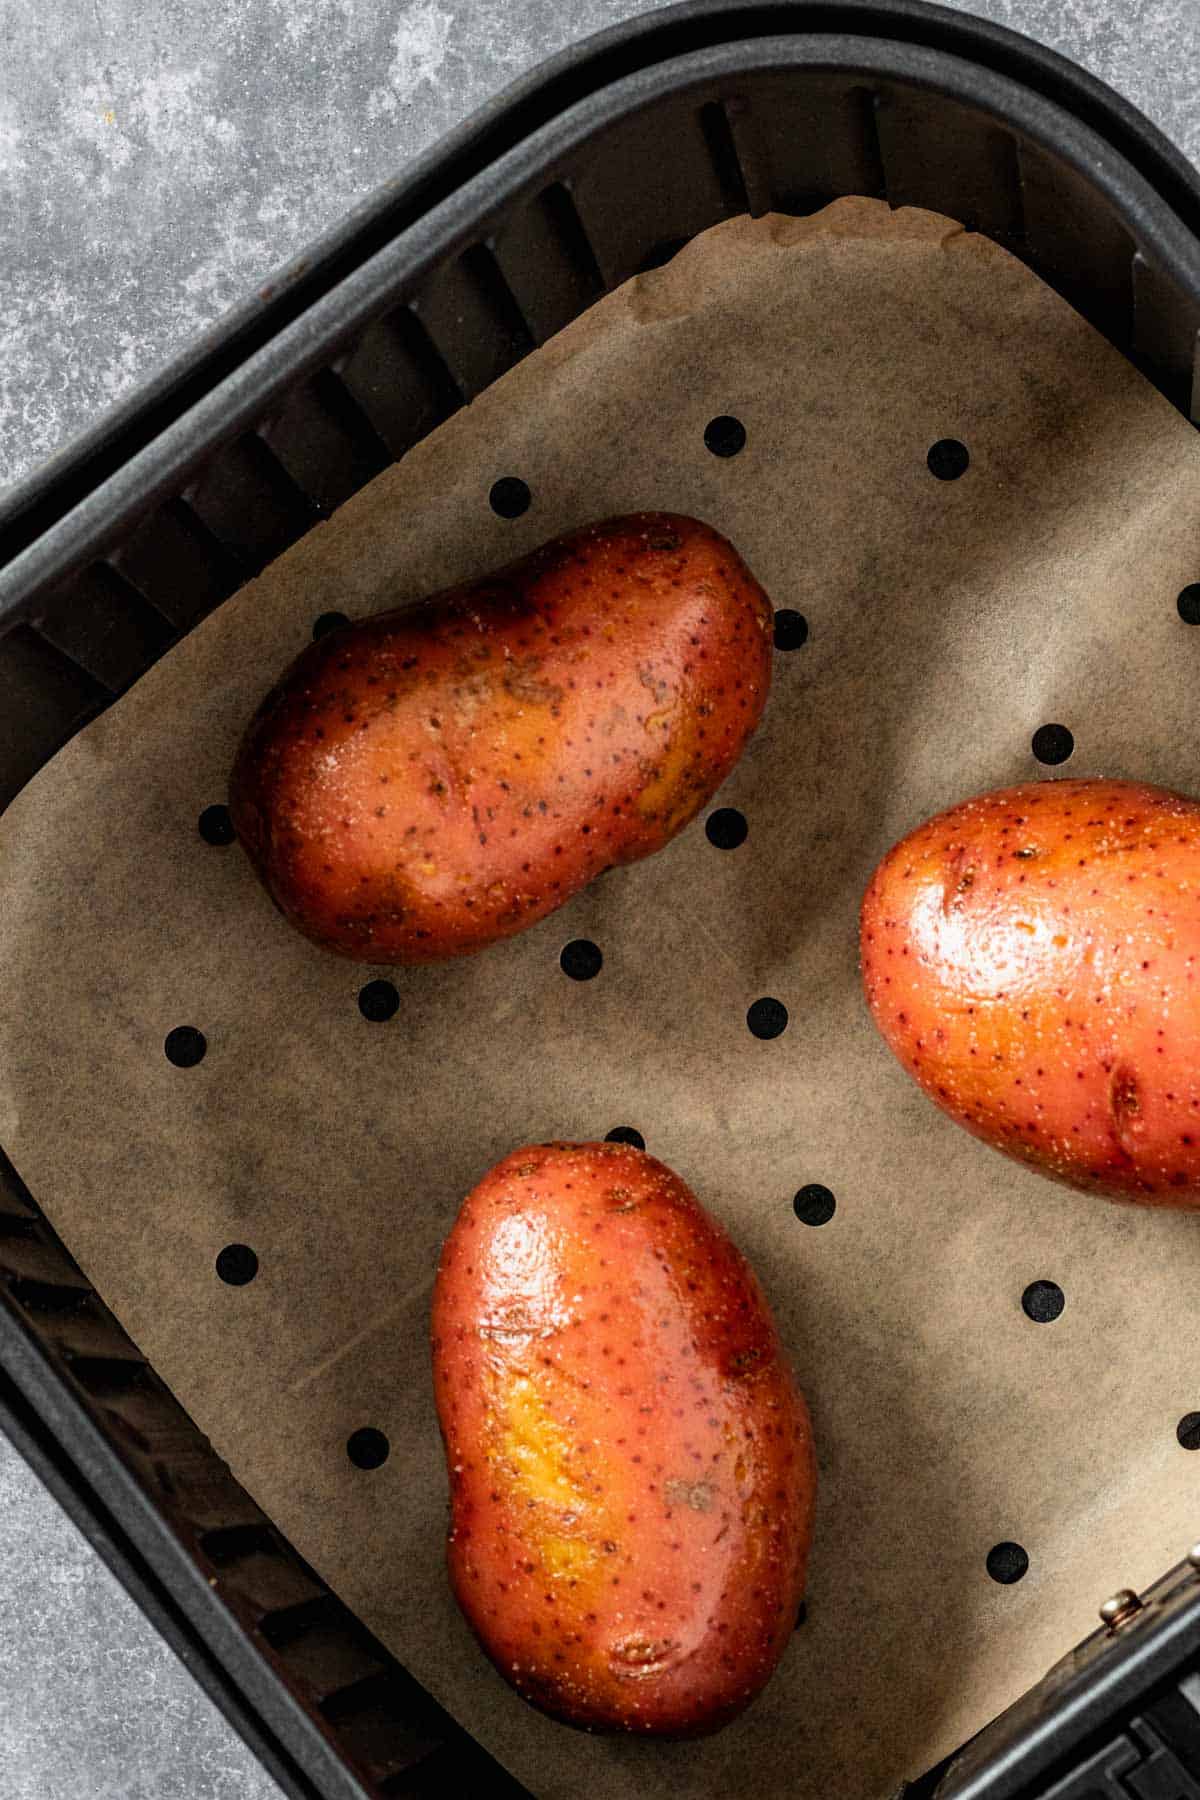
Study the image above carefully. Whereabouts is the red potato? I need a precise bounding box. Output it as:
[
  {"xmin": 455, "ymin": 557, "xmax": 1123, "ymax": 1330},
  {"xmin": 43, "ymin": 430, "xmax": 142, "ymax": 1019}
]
[
  {"xmin": 861, "ymin": 778, "xmax": 1200, "ymax": 1204},
  {"xmin": 431, "ymin": 1143, "xmax": 815, "ymax": 1736},
  {"xmin": 230, "ymin": 514, "xmax": 772, "ymax": 962}
]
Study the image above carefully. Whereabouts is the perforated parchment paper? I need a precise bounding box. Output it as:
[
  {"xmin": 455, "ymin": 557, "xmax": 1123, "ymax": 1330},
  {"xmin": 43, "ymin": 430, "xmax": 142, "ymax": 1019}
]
[{"xmin": 5, "ymin": 196, "xmax": 1200, "ymax": 1799}]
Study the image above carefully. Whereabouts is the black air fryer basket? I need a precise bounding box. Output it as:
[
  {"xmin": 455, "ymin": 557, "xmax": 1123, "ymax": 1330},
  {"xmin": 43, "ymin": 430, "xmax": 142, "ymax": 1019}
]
[{"xmin": 5, "ymin": 5, "xmax": 1200, "ymax": 1797}]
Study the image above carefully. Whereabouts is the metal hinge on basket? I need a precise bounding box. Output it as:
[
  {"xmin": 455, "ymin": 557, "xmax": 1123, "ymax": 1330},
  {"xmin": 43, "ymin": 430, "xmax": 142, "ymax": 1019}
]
[{"xmin": 921, "ymin": 1557, "xmax": 1200, "ymax": 1799}]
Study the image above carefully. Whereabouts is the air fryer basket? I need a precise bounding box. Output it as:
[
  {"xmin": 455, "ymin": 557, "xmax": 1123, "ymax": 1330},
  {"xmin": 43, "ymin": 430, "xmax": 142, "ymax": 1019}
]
[{"xmin": 5, "ymin": 5, "xmax": 1200, "ymax": 1798}]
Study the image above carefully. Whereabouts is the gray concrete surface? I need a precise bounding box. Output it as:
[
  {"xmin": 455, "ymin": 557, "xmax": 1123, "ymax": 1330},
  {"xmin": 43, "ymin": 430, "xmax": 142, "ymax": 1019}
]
[
  {"xmin": 1, "ymin": 0, "xmax": 1199, "ymax": 1795},
  {"xmin": 0, "ymin": 1439, "xmax": 276, "ymax": 1800}
]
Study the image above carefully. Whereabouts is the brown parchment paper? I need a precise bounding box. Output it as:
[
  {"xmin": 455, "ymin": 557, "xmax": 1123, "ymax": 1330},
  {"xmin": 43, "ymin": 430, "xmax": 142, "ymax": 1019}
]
[{"xmin": 5, "ymin": 197, "xmax": 1200, "ymax": 1800}]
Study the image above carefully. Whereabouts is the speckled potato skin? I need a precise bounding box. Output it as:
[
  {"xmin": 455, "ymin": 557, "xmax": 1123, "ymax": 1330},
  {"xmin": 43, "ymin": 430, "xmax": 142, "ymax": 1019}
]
[
  {"xmin": 229, "ymin": 513, "xmax": 772, "ymax": 962},
  {"xmin": 430, "ymin": 1143, "xmax": 815, "ymax": 1736},
  {"xmin": 861, "ymin": 778, "xmax": 1200, "ymax": 1204}
]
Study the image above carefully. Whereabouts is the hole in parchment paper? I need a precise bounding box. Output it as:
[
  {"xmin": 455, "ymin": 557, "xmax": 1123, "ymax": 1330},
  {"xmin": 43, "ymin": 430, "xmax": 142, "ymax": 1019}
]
[
  {"xmin": 773, "ymin": 609, "xmax": 808, "ymax": 651},
  {"xmin": 198, "ymin": 804, "xmax": 235, "ymax": 846},
  {"xmin": 986, "ymin": 1542, "xmax": 1029, "ymax": 1584},
  {"xmin": 793, "ymin": 1185, "xmax": 836, "ymax": 1227},
  {"xmin": 561, "ymin": 939, "xmax": 602, "ymax": 981},
  {"xmin": 794, "ymin": 1600, "xmax": 808, "ymax": 1630},
  {"xmin": 927, "ymin": 438, "xmax": 969, "ymax": 480},
  {"xmin": 358, "ymin": 980, "xmax": 400, "ymax": 1022},
  {"xmin": 1177, "ymin": 1413, "xmax": 1200, "ymax": 1450},
  {"xmin": 1032, "ymin": 723, "xmax": 1074, "ymax": 766},
  {"xmin": 489, "ymin": 476, "xmax": 531, "ymax": 519},
  {"xmin": 1177, "ymin": 585, "xmax": 1200, "ymax": 624},
  {"xmin": 347, "ymin": 1428, "xmax": 390, "ymax": 1470},
  {"xmin": 216, "ymin": 1244, "xmax": 258, "ymax": 1286},
  {"xmin": 1021, "ymin": 1280, "xmax": 1064, "ymax": 1323},
  {"xmin": 747, "ymin": 997, "xmax": 788, "ymax": 1039},
  {"xmin": 705, "ymin": 807, "xmax": 747, "ymax": 850},
  {"xmin": 164, "ymin": 1026, "xmax": 207, "ymax": 1068},
  {"xmin": 312, "ymin": 611, "xmax": 350, "ymax": 640},
  {"xmin": 704, "ymin": 415, "xmax": 746, "ymax": 458},
  {"xmin": 605, "ymin": 1127, "xmax": 645, "ymax": 1150}
]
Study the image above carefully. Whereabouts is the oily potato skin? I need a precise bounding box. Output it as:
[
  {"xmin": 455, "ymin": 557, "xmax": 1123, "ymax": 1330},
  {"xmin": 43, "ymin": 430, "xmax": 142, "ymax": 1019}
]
[
  {"xmin": 431, "ymin": 1143, "xmax": 815, "ymax": 1736},
  {"xmin": 861, "ymin": 778, "xmax": 1200, "ymax": 1204},
  {"xmin": 229, "ymin": 514, "xmax": 772, "ymax": 962}
]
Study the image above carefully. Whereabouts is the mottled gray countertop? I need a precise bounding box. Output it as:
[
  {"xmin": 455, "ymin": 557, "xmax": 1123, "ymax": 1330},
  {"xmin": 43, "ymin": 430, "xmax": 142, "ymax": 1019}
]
[{"xmin": 2, "ymin": 1, "xmax": 1199, "ymax": 1796}]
